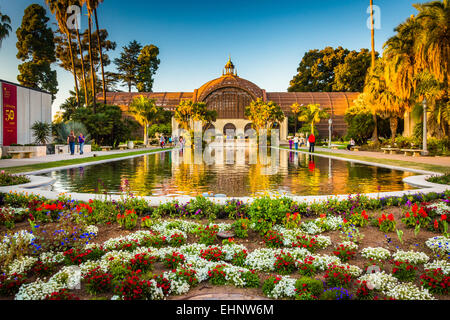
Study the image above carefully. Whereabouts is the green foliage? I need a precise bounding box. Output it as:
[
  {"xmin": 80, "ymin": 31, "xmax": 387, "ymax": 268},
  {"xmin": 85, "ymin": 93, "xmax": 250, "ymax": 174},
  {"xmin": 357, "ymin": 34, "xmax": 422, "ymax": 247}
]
[
  {"xmin": 129, "ymin": 95, "xmax": 165, "ymax": 145},
  {"xmin": 16, "ymin": 4, "xmax": 57, "ymax": 97},
  {"xmin": 31, "ymin": 121, "xmax": 52, "ymax": 145},
  {"xmin": 0, "ymin": 172, "xmax": 30, "ymax": 186},
  {"xmin": 244, "ymin": 98, "xmax": 285, "ymax": 133},
  {"xmin": 0, "ymin": 10, "xmax": 12, "ymax": 48},
  {"xmin": 232, "ymin": 218, "xmax": 249, "ymax": 238},
  {"xmin": 196, "ymin": 225, "xmax": 218, "ymax": 245},
  {"xmin": 288, "ymin": 46, "xmax": 375, "ymax": 92},
  {"xmin": 248, "ymin": 196, "xmax": 294, "ymax": 235},
  {"xmin": 295, "ymin": 276, "xmax": 324, "ymax": 297},
  {"xmin": 136, "ymin": 44, "xmax": 160, "ymax": 92},
  {"xmin": 241, "ymin": 271, "xmax": 260, "ymax": 288},
  {"xmin": 71, "ymin": 104, "xmax": 136, "ymax": 147},
  {"xmin": 297, "ymin": 103, "xmax": 329, "ymax": 135},
  {"xmin": 344, "ymin": 94, "xmax": 375, "ymax": 144}
]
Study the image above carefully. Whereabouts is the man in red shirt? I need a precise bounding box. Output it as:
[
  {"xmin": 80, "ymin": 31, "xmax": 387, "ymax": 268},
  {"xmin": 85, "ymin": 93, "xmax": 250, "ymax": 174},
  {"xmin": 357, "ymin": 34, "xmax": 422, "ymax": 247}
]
[{"xmin": 308, "ymin": 133, "xmax": 316, "ymax": 153}]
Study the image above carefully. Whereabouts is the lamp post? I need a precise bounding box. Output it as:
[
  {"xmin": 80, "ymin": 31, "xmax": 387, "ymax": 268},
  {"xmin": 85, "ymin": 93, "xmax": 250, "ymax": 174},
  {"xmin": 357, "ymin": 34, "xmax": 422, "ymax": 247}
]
[
  {"xmin": 328, "ymin": 118, "xmax": 333, "ymax": 148},
  {"xmin": 422, "ymin": 99, "xmax": 428, "ymax": 156}
]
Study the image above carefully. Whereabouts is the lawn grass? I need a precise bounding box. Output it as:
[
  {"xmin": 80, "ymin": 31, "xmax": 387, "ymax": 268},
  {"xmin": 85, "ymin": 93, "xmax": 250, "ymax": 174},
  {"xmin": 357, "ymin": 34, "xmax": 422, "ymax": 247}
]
[
  {"xmin": 280, "ymin": 146, "xmax": 450, "ymax": 174},
  {"xmin": 2, "ymin": 148, "xmax": 171, "ymax": 174}
]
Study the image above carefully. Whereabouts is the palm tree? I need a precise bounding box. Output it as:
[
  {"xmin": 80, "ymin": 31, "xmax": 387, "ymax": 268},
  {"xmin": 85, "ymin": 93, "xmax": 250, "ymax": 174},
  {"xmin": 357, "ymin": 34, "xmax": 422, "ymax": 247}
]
[
  {"xmin": 129, "ymin": 95, "xmax": 164, "ymax": 146},
  {"xmin": 83, "ymin": 0, "xmax": 97, "ymax": 111},
  {"xmin": 290, "ymin": 103, "xmax": 302, "ymax": 134},
  {"xmin": 45, "ymin": 0, "xmax": 80, "ymax": 108},
  {"xmin": 87, "ymin": 0, "xmax": 107, "ymax": 104},
  {"xmin": 0, "ymin": 10, "xmax": 12, "ymax": 49},
  {"xmin": 297, "ymin": 104, "xmax": 329, "ymax": 135}
]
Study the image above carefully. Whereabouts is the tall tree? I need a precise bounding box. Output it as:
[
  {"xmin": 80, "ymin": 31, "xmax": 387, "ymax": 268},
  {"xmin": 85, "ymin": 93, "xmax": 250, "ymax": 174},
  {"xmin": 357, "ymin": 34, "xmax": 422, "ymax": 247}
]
[
  {"xmin": 85, "ymin": 0, "xmax": 107, "ymax": 104},
  {"xmin": 114, "ymin": 40, "xmax": 142, "ymax": 92},
  {"xmin": 174, "ymin": 100, "xmax": 217, "ymax": 134},
  {"xmin": 129, "ymin": 95, "xmax": 164, "ymax": 145},
  {"xmin": 0, "ymin": 10, "xmax": 12, "ymax": 49},
  {"xmin": 288, "ymin": 47, "xmax": 375, "ymax": 92},
  {"xmin": 16, "ymin": 4, "xmax": 58, "ymax": 98},
  {"xmin": 55, "ymin": 27, "xmax": 116, "ymax": 105},
  {"xmin": 83, "ymin": 0, "xmax": 97, "ymax": 110},
  {"xmin": 137, "ymin": 44, "xmax": 160, "ymax": 92},
  {"xmin": 289, "ymin": 103, "xmax": 301, "ymax": 134},
  {"xmin": 45, "ymin": 0, "xmax": 80, "ymax": 108}
]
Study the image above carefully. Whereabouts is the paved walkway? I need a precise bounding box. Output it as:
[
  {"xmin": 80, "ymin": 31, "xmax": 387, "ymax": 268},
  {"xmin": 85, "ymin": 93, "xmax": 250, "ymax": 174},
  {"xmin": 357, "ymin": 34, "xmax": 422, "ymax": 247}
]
[
  {"xmin": 296, "ymin": 146, "xmax": 450, "ymax": 167},
  {"xmin": 0, "ymin": 147, "xmax": 164, "ymax": 168}
]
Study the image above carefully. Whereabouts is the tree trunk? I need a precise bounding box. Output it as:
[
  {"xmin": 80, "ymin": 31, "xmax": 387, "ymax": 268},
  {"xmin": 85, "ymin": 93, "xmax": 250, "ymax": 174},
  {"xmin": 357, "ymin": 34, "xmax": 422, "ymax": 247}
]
[
  {"xmin": 370, "ymin": 0, "xmax": 376, "ymax": 71},
  {"xmin": 67, "ymin": 32, "xmax": 80, "ymax": 108},
  {"xmin": 371, "ymin": 113, "xmax": 379, "ymax": 142},
  {"xmin": 76, "ymin": 29, "xmax": 89, "ymax": 106},
  {"xmin": 294, "ymin": 115, "xmax": 298, "ymax": 134},
  {"xmin": 390, "ymin": 116, "xmax": 398, "ymax": 141},
  {"xmin": 94, "ymin": 9, "xmax": 106, "ymax": 105},
  {"xmin": 144, "ymin": 124, "xmax": 148, "ymax": 146},
  {"xmin": 87, "ymin": 15, "xmax": 97, "ymax": 112}
]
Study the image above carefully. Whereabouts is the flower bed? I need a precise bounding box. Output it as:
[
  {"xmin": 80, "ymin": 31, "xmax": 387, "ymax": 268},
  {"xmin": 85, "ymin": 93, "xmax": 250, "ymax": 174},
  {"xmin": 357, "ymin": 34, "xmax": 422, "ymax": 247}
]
[{"xmin": 0, "ymin": 191, "xmax": 449, "ymax": 300}]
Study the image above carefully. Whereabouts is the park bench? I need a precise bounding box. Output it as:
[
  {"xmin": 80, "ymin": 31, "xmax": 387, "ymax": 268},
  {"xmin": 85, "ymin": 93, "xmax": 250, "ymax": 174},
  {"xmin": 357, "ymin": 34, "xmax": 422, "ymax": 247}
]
[
  {"xmin": 381, "ymin": 147, "xmax": 400, "ymax": 155},
  {"xmin": 8, "ymin": 151, "xmax": 33, "ymax": 159},
  {"xmin": 100, "ymin": 146, "xmax": 112, "ymax": 152},
  {"xmin": 400, "ymin": 149, "xmax": 423, "ymax": 157},
  {"xmin": 118, "ymin": 144, "xmax": 127, "ymax": 150},
  {"xmin": 350, "ymin": 146, "xmax": 361, "ymax": 151}
]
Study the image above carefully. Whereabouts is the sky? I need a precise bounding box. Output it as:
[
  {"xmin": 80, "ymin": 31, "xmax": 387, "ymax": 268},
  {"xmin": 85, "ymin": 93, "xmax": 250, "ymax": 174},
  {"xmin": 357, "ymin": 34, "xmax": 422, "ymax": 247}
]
[{"xmin": 0, "ymin": 0, "xmax": 419, "ymax": 117}]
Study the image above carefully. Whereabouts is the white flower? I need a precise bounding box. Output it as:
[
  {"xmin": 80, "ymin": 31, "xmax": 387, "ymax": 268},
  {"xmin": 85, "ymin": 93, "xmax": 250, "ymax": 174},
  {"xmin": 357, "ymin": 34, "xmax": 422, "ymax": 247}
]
[
  {"xmin": 5, "ymin": 256, "xmax": 38, "ymax": 277},
  {"xmin": 39, "ymin": 251, "xmax": 65, "ymax": 264},
  {"xmin": 392, "ymin": 250, "xmax": 429, "ymax": 264},
  {"xmin": 300, "ymin": 221, "xmax": 323, "ymax": 235},
  {"xmin": 385, "ymin": 283, "xmax": 435, "ymax": 300},
  {"xmin": 266, "ymin": 276, "xmax": 297, "ymax": 299},
  {"xmin": 425, "ymin": 236, "xmax": 450, "ymax": 255},
  {"xmin": 85, "ymin": 225, "xmax": 99, "ymax": 236},
  {"xmin": 424, "ymin": 260, "xmax": 450, "ymax": 275},
  {"xmin": 426, "ymin": 202, "xmax": 449, "ymax": 216},
  {"xmin": 361, "ymin": 247, "xmax": 391, "ymax": 261},
  {"xmin": 358, "ymin": 271, "xmax": 398, "ymax": 292},
  {"xmin": 310, "ymin": 254, "xmax": 341, "ymax": 271},
  {"xmin": 337, "ymin": 241, "xmax": 359, "ymax": 251}
]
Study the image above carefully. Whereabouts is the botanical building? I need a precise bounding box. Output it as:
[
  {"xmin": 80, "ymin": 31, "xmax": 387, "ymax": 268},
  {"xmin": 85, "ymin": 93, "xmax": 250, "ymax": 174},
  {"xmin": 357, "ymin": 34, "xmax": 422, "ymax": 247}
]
[{"xmin": 102, "ymin": 59, "xmax": 360, "ymax": 140}]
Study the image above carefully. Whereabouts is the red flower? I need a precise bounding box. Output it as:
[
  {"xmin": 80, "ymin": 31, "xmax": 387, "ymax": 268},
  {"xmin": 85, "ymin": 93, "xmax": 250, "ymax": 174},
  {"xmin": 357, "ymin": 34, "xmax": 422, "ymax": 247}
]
[
  {"xmin": 387, "ymin": 214, "xmax": 394, "ymax": 221},
  {"xmin": 441, "ymin": 214, "xmax": 447, "ymax": 221}
]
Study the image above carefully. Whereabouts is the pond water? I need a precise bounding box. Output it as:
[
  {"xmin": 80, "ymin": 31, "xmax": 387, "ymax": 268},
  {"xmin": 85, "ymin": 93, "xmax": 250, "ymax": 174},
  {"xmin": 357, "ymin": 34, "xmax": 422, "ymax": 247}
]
[{"xmin": 41, "ymin": 147, "xmax": 416, "ymax": 197}]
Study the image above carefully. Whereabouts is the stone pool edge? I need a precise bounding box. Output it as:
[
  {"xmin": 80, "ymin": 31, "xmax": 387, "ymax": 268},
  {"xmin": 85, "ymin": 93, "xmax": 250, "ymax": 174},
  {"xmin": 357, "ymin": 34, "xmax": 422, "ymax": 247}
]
[{"xmin": 1, "ymin": 147, "xmax": 448, "ymax": 205}]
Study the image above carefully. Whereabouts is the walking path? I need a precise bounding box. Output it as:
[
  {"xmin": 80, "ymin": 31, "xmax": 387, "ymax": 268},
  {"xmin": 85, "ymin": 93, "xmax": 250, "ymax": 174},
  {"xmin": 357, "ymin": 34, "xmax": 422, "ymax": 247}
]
[
  {"xmin": 297, "ymin": 146, "xmax": 450, "ymax": 167},
  {"xmin": 0, "ymin": 147, "xmax": 163, "ymax": 169}
]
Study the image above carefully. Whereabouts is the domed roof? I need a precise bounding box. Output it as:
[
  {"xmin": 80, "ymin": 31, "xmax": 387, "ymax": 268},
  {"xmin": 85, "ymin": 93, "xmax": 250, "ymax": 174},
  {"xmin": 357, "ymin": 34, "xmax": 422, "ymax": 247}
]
[
  {"xmin": 196, "ymin": 74, "xmax": 264, "ymax": 102},
  {"xmin": 196, "ymin": 59, "xmax": 264, "ymax": 102}
]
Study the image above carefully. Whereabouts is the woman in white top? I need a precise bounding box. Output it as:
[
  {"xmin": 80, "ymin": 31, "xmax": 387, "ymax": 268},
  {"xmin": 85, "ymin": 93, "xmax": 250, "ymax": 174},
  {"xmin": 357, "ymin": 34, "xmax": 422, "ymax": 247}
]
[{"xmin": 293, "ymin": 136, "xmax": 299, "ymax": 150}]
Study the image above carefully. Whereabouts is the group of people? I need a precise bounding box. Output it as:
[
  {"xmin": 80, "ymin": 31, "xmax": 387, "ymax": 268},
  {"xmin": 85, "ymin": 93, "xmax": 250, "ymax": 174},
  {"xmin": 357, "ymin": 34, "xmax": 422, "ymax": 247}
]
[
  {"xmin": 289, "ymin": 133, "xmax": 316, "ymax": 153},
  {"xmin": 67, "ymin": 130, "xmax": 85, "ymax": 155},
  {"xmin": 159, "ymin": 135, "xmax": 173, "ymax": 148}
]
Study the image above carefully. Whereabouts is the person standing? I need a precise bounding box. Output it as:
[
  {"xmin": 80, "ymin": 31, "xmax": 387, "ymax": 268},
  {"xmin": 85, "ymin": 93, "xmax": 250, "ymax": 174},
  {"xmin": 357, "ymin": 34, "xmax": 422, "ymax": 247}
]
[
  {"xmin": 78, "ymin": 132, "xmax": 85, "ymax": 155},
  {"xmin": 308, "ymin": 133, "xmax": 316, "ymax": 153},
  {"xmin": 289, "ymin": 137, "xmax": 293, "ymax": 149},
  {"xmin": 67, "ymin": 130, "xmax": 76, "ymax": 155},
  {"xmin": 293, "ymin": 136, "xmax": 299, "ymax": 150},
  {"xmin": 347, "ymin": 138, "xmax": 356, "ymax": 151}
]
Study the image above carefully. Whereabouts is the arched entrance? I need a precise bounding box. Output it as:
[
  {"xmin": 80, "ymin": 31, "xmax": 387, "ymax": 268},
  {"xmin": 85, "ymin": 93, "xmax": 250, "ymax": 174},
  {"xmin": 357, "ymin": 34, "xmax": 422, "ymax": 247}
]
[{"xmin": 223, "ymin": 123, "xmax": 236, "ymax": 138}]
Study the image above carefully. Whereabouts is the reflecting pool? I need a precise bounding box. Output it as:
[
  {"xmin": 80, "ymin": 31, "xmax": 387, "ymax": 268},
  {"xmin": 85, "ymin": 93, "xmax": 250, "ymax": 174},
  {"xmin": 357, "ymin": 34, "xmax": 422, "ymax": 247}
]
[{"xmin": 42, "ymin": 147, "xmax": 416, "ymax": 197}]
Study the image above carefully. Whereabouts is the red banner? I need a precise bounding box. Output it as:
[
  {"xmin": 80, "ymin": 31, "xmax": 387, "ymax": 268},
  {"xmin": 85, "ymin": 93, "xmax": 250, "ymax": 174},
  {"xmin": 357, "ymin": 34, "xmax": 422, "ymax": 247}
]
[{"xmin": 2, "ymin": 83, "xmax": 17, "ymax": 146}]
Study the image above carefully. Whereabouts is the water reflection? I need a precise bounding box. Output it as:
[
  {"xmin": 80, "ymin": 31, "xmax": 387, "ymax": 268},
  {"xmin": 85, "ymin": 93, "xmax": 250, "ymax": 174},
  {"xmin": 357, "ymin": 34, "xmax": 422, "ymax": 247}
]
[{"xmin": 44, "ymin": 147, "xmax": 416, "ymax": 197}]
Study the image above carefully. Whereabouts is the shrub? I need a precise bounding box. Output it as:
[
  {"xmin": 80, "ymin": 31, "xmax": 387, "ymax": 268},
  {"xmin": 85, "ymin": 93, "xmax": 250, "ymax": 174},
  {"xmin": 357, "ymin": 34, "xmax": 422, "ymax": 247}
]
[
  {"xmin": 44, "ymin": 289, "xmax": 80, "ymax": 300},
  {"xmin": 172, "ymin": 266, "xmax": 199, "ymax": 287},
  {"xmin": 391, "ymin": 260, "xmax": 418, "ymax": 282},
  {"xmin": 241, "ymin": 270, "xmax": 260, "ymax": 288},
  {"xmin": 323, "ymin": 265, "xmax": 354, "ymax": 288},
  {"xmin": 320, "ymin": 287, "xmax": 352, "ymax": 300},
  {"xmin": 117, "ymin": 209, "xmax": 138, "ymax": 230},
  {"xmin": 113, "ymin": 272, "xmax": 155, "ymax": 300},
  {"xmin": 208, "ymin": 264, "xmax": 227, "ymax": 285},
  {"xmin": 163, "ymin": 252, "xmax": 185, "ymax": 269},
  {"xmin": 274, "ymin": 251, "xmax": 297, "ymax": 275},
  {"xmin": 292, "ymin": 235, "xmax": 319, "ymax": 252},
  {"xmin": 332, "ymin": 243, "xmax": 357, "ymax": 262},
  {"xmin": 378, "ymin": 213, "xmax": 396, "ymax": 233},
  {"xmin": 263, "ymin": 230, "xmax": 284, "ymax": 248},
  {"xmin": 248, "ymin": 196, "xmax": 295, "ymax": 235},
  {"xmin": 420, "ymin": 268, "xmax": 449, "ymax": 295},
  {"xmin": 84, "ymin": 267, "xmax": 113, "ymax": 295},
  {"xmin": 200, "ymin": 247, "xmax": 225, "ymax": 262},
  {"xmin": 0, "ymin": 273, "xmax": 25, "ymax": 296},
  {"xmin": 0, "ymin": 172, "xmax": 30, "ymax": 187},
  {"xmin": 196, "ymin": 225, "xmax": 218, "ymax": 245},
  {"xmin": 355, "ymin": 280, "xmax": 375, "ymax": 300},
  {"xmin": 295, "ymin": 276, "xmax": 324, "ymax": 297},
  {"xmin": 224, "ymin": 200, "xmax": 248, "ymax": 219},
  {"xmin": 297, "ymin": 256, "xmax": 317, "ymax": 276},
  {"xmin": 262, "ymin": 276, "xmax": 282, "ymax": 297},
  {"xmin": 168, "ymin": 233, "xmax": 186, "ymax": 247},
  {"xmin": 141, "ymin": 234, "xmax": 167, "ymax": 249},
  {"xmin": 129, "ymin": 253, "xmax": 157, "ymax": 272},
  {"xmin": 232, "ymin": 218, "xmax": 249, "ymax": 238},
  {"xmin": 231, "ymin": 249, "xmax": 248, "ymax": 267}
]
